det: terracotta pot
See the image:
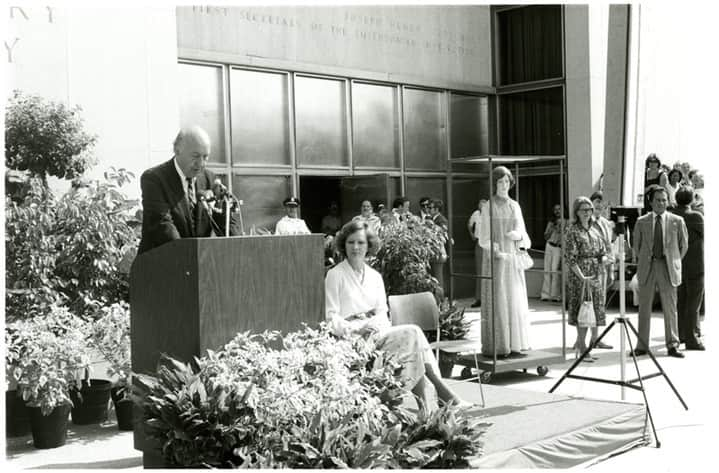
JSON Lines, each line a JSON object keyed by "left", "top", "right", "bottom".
{"left": 70, "top": 378, "right": 112, "bottom": 425}
{"left": 29, "top": 404, "right": 71, "bottom": 449}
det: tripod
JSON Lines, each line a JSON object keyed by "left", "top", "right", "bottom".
{"left": 549, "top": 216, "right": 688, "bottom": 447}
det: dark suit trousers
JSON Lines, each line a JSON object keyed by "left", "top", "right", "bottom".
{"left": 677, "top": 274, "right": 703, "bottom": 345}
{"left": 637, "top": 259, "right": 679, "bottom": 351}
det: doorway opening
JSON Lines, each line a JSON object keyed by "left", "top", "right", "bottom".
{"left": 299, "top": 174, "right": 392, "bottom": 235}
{"left": 299, "top": 176, "right": 343, "bottom": 234}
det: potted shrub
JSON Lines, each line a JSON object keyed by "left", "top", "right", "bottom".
{"left": 8, "top": 307, "right": 91, "bottom": 448}
{"left": 5, "top": 327, "right": 31, "bottom": 437}
{"left": 88, "top": 302, "right": 133, "bottom": 430}
{"left": 371, "top": 216, "right": 444, "bottom": 298}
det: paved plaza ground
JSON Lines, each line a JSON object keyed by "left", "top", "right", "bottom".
{"left": 4, "top": 298, "right": 714, "bottom": 470}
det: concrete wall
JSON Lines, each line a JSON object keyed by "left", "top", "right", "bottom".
{"left": 564, "top": 4, "right": 627, "bottom": 208}
{"left": 4, "top": 6, "right": 179, "bottom": 199}
{"left": 176, "top": 5, "right": 493, "bottom": 91}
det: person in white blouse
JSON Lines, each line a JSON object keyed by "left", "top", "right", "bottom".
{"left": 352, "top": 200, "right": 381, "bottom": 235}
{"left": 467, "top": 198, "right": 488, "bottom": 308}
{"left": 325, "top": 220, "right": 471, "bottom": 409}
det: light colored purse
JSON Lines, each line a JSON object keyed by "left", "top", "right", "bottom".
{"left": 514, "top": 241, "right": 533, "bottom": 270}
{"left": 577, "top": 280, "right": 596, "bottom": 327}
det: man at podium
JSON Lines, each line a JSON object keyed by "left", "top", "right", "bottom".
{"left": 138, "top": 126, "right": 238, "bottom": 254}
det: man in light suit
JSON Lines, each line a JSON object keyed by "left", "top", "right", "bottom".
{"left": 138, "top": 126, "right": 237, "bottom": 254}
{"left": 631, "top": 185, "right": 688, "bottom": 358}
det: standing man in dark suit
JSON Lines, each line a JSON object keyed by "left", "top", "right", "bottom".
{"left": 631, "top": 184, "right": 688, "bottom": 358}
{"left": 429, "top": 198, "right": 449, "bottom": 230}
{"left": 672, "top": 186, "right": 705, "bottom": 350}
{"left": 138, "top": 126, "right": 236, "bottom": 254}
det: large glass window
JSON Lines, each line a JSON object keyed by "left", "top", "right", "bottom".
{"left": 231, "top": 175, "right": 291, "bottom": 233}
{"left": 295, "top": 76, "right": 349, "bottom": 167}
{"left": 403, "top": 88, "right": 446, "bottom": 171}
{"left": 497, "top": 5, "right": 563, "bottom": 85}
{"left": 230, "top": 68, "right": 291, "bottom": 166}
{"left": 178, "top": 63, "right": 226, "bottom": 163}
{"left": 499, "top": 87, "right": 564, "bottom": 155}
{"left": 352, "top": 82, "right": 400, "bottom": 169}
{"left": 450, "top": 94, "right": 490, "bottom": 159}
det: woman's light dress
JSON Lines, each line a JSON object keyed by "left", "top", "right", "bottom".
{"left": 478, "top": 197, "right": 532, "bottom": 356}
{"left": 325, "top": 260, "right": 439, "bottom": 388}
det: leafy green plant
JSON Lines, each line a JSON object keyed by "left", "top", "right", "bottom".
{"left": 133, "top": 324, "right": 491, "bottom": 468}
{"left": 132, "top": 356, "right": 257, "bottom": 468}
{"left": 5, "top": 89, "right": 96, "bottom": 185}
{"left": 6, "top": 306, "right": 91, "bottom": 415}
{"left": 393, "top": 401, "right": 491, "bottom": 468}
{"left": 437, "top": 301, "right": 473, "bottom": 342}
{"left": 372, "top": 216, "right": 446, "bottom": 298}
{"left": 5, "top": 169, "right": 138, "bottom": 321}
{"left": 88, "top": 302, "right": 131, "bottom": 397}
{"left": 52, "top": 168, "right": 137, "bottom": 317}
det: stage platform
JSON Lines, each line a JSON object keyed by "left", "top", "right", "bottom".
{"left": 446, "top": 381, "right": 649, "bottom": 468}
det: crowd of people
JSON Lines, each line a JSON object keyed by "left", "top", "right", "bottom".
{"left": 537, "top": 153, "right": 705, "bottom": 361}
{"left": 138, "top": 126, "right": 704, "bottom": 410}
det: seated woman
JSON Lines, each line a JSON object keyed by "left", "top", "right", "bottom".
{"left": 325, "top": 220, "right": 471, "bottom": 409}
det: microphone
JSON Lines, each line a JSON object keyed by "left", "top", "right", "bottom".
{"left": 212, "top": 179, "right": 242, "bottom": 208}
{"left": 212, "top": 179, "right": 229, "bottom": 200}
{"left": 198, "top": 189, "right": 216, "bottom": 203}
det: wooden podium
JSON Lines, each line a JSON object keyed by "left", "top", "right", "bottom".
{"left": 129, "top": 234, "right": 325, "bottom": 465}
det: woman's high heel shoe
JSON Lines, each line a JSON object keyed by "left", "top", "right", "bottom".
{"left": 574, "top": 346, "right": 595, "bottom": 362}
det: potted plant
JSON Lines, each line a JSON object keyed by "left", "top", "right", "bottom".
{"left": 88, "top": 302, "right": 133, "bottom": 430}
{"left": 433, "top": 300, "right": 473, "bottom": 378}
{"left": 8, "top": 307, "right": 91, "bottom": 448}
{"left": 5, "top": 326, "right": 31, "bottom": 437}
{"left": 371, "top": 216, "right": 444, "bottom": 298}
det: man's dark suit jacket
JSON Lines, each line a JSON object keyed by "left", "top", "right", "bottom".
{"left": 138, "top": 158, "right": 235, "bottom": 254}
{"left": 673, "top": 205, "right": 704, "bottom": 278}
{"left": 432, "top": 213, "right": 449, "bottom": 230}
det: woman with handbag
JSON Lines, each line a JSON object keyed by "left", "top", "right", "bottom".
{"left": 478, "top": 166, "right": 532, "bottom": 358}
{"left": 564, "top": 196, "right": 612, "bottom": 361}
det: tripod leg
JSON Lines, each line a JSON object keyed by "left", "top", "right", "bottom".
{"left": 624, "top": 319, "right": 689, "bottom": 410}
{"left": 622, "top": 320, "right": 660, "bottom": 447}
{"left": 549, "top": 320, "right": 616, "bottom": 393}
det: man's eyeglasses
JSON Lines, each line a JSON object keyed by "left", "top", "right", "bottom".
{"left": 421, "top": 203, "right": 430, "bottom": 208}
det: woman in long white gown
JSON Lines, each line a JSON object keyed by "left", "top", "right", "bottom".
{"left": 478, "top": 166, "right": 532, "bottom": 357}
{"left": 325, "top": 220, "right": 471, "bottom": 408}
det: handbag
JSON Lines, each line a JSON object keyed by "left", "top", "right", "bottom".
{"left": 577, "top": 280, "right": 596, "bottom": 327}
{"left": 514, "top": 241, "right": 533, "bottom": 270}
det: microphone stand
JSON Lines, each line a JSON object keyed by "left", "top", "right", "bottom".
{"left": 222, "top": 194, "right": 244, "bottom": 236}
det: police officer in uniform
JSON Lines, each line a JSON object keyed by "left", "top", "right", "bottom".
{"left": 275, "top": 196, "right": 311, "bottom": 235}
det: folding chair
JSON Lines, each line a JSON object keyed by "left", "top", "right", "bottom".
{"left": 388, "top": 291, "right": 485, "bottom": 407}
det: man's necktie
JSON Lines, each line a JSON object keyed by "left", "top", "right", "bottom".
{"left": 652, "top": 214, "right": 663, "bottom": 258}
{"left": 186, "top": 177, "right": 196, "bottom": 235}
{"left": 186, "top": 178, "right": 196, "bottom": 207}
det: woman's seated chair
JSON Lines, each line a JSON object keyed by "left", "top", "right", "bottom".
{"left": 388, "top": 291, "right": 484, "bottom": 406}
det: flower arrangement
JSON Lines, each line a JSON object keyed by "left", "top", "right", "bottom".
{"left": 7, "top": 306, "right": 91, "bottom": 415}
{"left": 88, "top": 302, "right": 131, "bottom": 396}
{"left": 133, "top": 324, "right": 491, "bottom": 468}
